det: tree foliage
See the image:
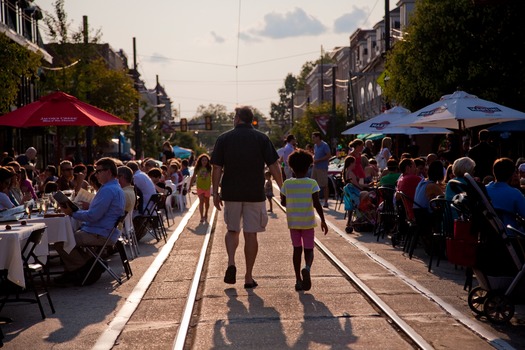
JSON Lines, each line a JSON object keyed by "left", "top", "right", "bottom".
{"left": 0, "top": 33, "right": 42, "bottom": 113}
{"left": 384, "top": 0, "right": 525, "bottom": 112}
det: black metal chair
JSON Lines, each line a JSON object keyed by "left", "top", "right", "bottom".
{"left": 135, "top": 194, "right": 168, "bottom": 242}
{"left": 396, "top": 191, "right": 427, "bottom": 259}
{"left": 428, "top": 196, "right": 455, "bottom": 272}
{"left": 374, "top": 186, "right": 397, "bottom": 242}
{"left": 0, "top": 227, "right": 55, "bottom": 319}
{"left": 79, "top": 214, "right": 131, "bottom": 286}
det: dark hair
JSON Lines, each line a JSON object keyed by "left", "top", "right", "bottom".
{"left": 478, "top": 129, "right": 490, "bottom": 142}
{"left": 342, "top": 156, "right": 356, "bottom": 179}
{"left": 414, "top": 158, "right": 426, "bottom": 168}
{"left": 147, "top": 168, "right": 163, "bottom": 178}
{"left": 181, "top": 159, "right": 189, "bottom": 167}
{"left": 43, "top": 181, "right": 58, "bottom": 193}
{"left": 235, "top": 106, "right": 254, "bottom": 123}
{"left": 117, "top": 165, "right": 133, "bottom": 183}
{"left": 46, "top": 165, "right": 57, "bottom": 176}
{"left": 428, "top": 160, "right": 444, "bottom": 182}
{"left": 492, "top": 157, "right": 515, "bottom": 182}
{"left": 288, "top": 149, "right": 313, "bottom": 175}
{"left": 95, "top": 157, "right": 118, "bottom": 177}
{"left": 286, "top": 134, "right": 295, "bottom": 143}
{"left": 399, "top": 158, "right": 414, "bottom": 173}
{"left": 386, "top": 159, "right": 398, "bottom": 171}
{"left": 194, "top": 153, "right": 211, "bottom": 173}
{"left": 73, "top": 164, "right": 87, "bottom": 174}
{"left": 126, "top": 161, "right": 139, "bottom": 172}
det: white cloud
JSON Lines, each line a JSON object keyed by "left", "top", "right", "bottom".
{"left": 333, "top": 7, "right": 368, "bottom": 34}
{"left": 247, "top": 7, "right": 327, "bottom": 40}
{"left": 210, "top": 31, "right": 225, "bottom": 43}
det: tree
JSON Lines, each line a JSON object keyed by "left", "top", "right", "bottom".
{"left": 270, "top": 74, "right": 297, "bottom": 127}
{"left": 292, "top": 102, "right": 347, "bottom": 152}
{"left": 384, "top": 0, "right": 525, "bottom": 112}
{"left": 0, "top": 33, "right": 42, "bottom": 113}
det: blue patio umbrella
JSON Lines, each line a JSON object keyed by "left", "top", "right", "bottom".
{"left": 488, "top": 120, "right": 525, "bottom": 132}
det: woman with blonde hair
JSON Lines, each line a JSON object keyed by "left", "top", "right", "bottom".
{"left": 376, "top": 137, "right": 392, "bottom": 171}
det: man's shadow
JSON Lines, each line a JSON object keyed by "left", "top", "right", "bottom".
{"left": 212, "top": 289, "right": 289, "bottom": 349}
{"left": 292, "top": 293, "right": 356, "bottom": 349}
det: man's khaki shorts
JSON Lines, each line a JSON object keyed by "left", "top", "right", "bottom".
{"left": 223, "top": 201, "right": 268, "bottom": 233}
{"left": 311, "top": 167, "right": 328, "bottom": 187}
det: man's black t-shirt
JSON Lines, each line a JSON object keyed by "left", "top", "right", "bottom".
{"left": 211, "top": 124, "right": 279, "bottom": 202}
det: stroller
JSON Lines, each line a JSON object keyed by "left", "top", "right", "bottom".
{"left": 343, "top": 183, "right": 377, "bottom": 233}
{"left": 451, "top": 174, "right": 525, "bottom": 324}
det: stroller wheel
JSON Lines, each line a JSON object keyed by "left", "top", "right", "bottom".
{"left": 468, "top": 287, "right": 488, "bottom": 315}
{"left": 483, "top": 294, "right": 515, "bottom": 324}
{"left": 345, "top": 226, "right": 354, "bottom": 234}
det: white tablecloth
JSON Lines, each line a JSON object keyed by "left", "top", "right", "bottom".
{"left": 0, "top": 222, "right": 47, "bottom": 288}
{"left": 29, "top": 215, "right": 77, "bottom": 254}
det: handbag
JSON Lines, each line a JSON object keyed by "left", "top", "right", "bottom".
{"left": 446, "top": 219, "right": 477, "bottom": 267}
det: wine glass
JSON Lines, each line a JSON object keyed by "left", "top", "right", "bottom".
{"left": 36, "top": 199, "right": 42, "bottom": 215}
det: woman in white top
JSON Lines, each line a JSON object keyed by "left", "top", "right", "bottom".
{"left": 376, "top": 137, "right": 392, "bottom": 171}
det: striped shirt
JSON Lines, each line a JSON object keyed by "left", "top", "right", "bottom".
{"left": 281, "top": 177, "right": 320, "bottom": 229}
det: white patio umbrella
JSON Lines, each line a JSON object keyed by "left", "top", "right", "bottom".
{"left": 341, "top": 106, "right": 450, "bottom": 135}
{"left": 399, "top": 90, "right": 525, "bottom": 130}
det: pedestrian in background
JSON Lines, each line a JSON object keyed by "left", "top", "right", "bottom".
{"left": 211, "top": 106, "right": 283, "bottom": 289}
{"left": 264, "top": 171, "right": 274, "bottom": 213}
{"left": 280, "top": 149, "right": 328, "bottom": 291}
{"left": 282, "top": 134, "right": 297, "bottom": 179}
{"left": 190, "top": 153, "right": 212, "bottom": 223}
{"left": 311, "top": 131, "right": 332, "bottom": 208}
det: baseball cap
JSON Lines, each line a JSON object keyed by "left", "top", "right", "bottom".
{"left": 519, "top": 163, "right": 525, "bottom": 173}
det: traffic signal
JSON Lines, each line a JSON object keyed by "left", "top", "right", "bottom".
{"left": 252, "top": 117, "right": 258, "bottom": 128}
{"left": 180, "top": 118, "right": 187, "bottom": 132}
{"left": 205, "top": 115, "right": 212, "bottom": 130}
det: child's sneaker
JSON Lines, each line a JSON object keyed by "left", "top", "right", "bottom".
{"left": 301, "top": 268, "right": 311, "bottom": 291}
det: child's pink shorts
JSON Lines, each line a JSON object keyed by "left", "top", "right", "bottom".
{"left": 290, "top": 228, "right": 315, "bottom": 249}
{"left": 197, "top": 188, "right": 210, "bottom": 198}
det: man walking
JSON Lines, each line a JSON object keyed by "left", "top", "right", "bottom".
{"left": 211, "top": 106, "right": 283, "bottom": 288}
{"left": 282, "top": 134, "right": 297, "bottom": 179}
{"left": 311, "top": 131, "right": 332, "bottom": 208}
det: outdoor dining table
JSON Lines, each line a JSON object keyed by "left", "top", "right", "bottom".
{"left": 28, "top": 214, "right": 77, "bottom": 254}
{"left": 0, "top": 221, "right": 47, "bottom": 289}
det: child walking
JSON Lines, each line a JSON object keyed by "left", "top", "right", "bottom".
{"left": 190, "top": 154, "right": 212, "bottom": 223}
{"left": 264, "top": 171, "right": 274, "bottom": 213}
{"left": 280, "top": 149, "right": 328, "bottom": 291}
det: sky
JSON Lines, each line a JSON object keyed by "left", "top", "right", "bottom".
{"left": 36, "top": 0, "right": 393, "bottom": 119}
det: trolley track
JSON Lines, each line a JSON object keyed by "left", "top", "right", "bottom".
{"left": 97, "top": 195, "right": 517, "bottom": 349}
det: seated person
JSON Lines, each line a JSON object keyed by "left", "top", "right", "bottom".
{"left": 0, "top": 167, "right": 16, "bottom": 210}
{"left": 56, "top": 160, "right": 76, "bottom": 191}
{"left": 54, "top": 157, "right": 125, "bottom": 286}
{"left": 148, "top": 167, "right": 167, "bottom": 194}
{"left": 486, "top": 157, "right": 525, "bottom": 235}
{"left": 379, "top": 159, "right": 401, "bottom": 188}
{"left": 413, "top": 160, "right": 445, "bottom": 253}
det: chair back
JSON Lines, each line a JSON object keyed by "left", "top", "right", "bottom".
{"left": 430, "top": 196, "right": 455, "bottom": 237}
{"left": 377, "top": 186, "right": 396, "bottom": 214}
{"left": 21, "top": 227, "right": 46, "bottom": 265}
{"left": 143, "top": 194, "right": 162, "bottom": 216}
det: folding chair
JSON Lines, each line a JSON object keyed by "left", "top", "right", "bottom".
{"left": 0, "top": 227, "right": 55, "bottom": 319}
{"left": 79, "top": 214, "right": 131, "bottom": 286}
{"left": 373, "top": 186, "right": 397, "bottom": 242}
{"left": 428, "top": 196, "right": 455, "bottom": 272}
{"left": 396, "top": 191, "right": 426, "bottom": 259}
{"left": 329, "top": 175, "right": 344, "bottom": 211}
{"left": 122, "top": 211, "right": 139, "bottom": 259}
{"left": 136, "top": 194, "right": 167, "bottom": 242}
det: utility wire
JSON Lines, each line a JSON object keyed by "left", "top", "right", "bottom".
{"left": 235, "top": 0, "right": 242, "bottom": 107}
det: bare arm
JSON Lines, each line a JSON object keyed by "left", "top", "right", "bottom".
{"left": 312, "top": 192, "right": 328, "bottom": 234}
{"left": 268, "top": 160, "right": 283, "bottom": 188}
{"left": 212, "top": 164, "right": 223, "bottom": 210}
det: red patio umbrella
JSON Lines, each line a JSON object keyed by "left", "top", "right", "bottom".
{"left": 0, "top": 91, "right": 130, "bottom": 127}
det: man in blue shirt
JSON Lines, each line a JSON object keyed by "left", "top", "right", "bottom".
{"left": 486, "top": 157, "right": 525, "bottom": 235}
{"left": 54, "top": 157, "right": 125, "bottom": 286}
{"left": 311, "top": 132, "right": 332, "bottom": 208}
